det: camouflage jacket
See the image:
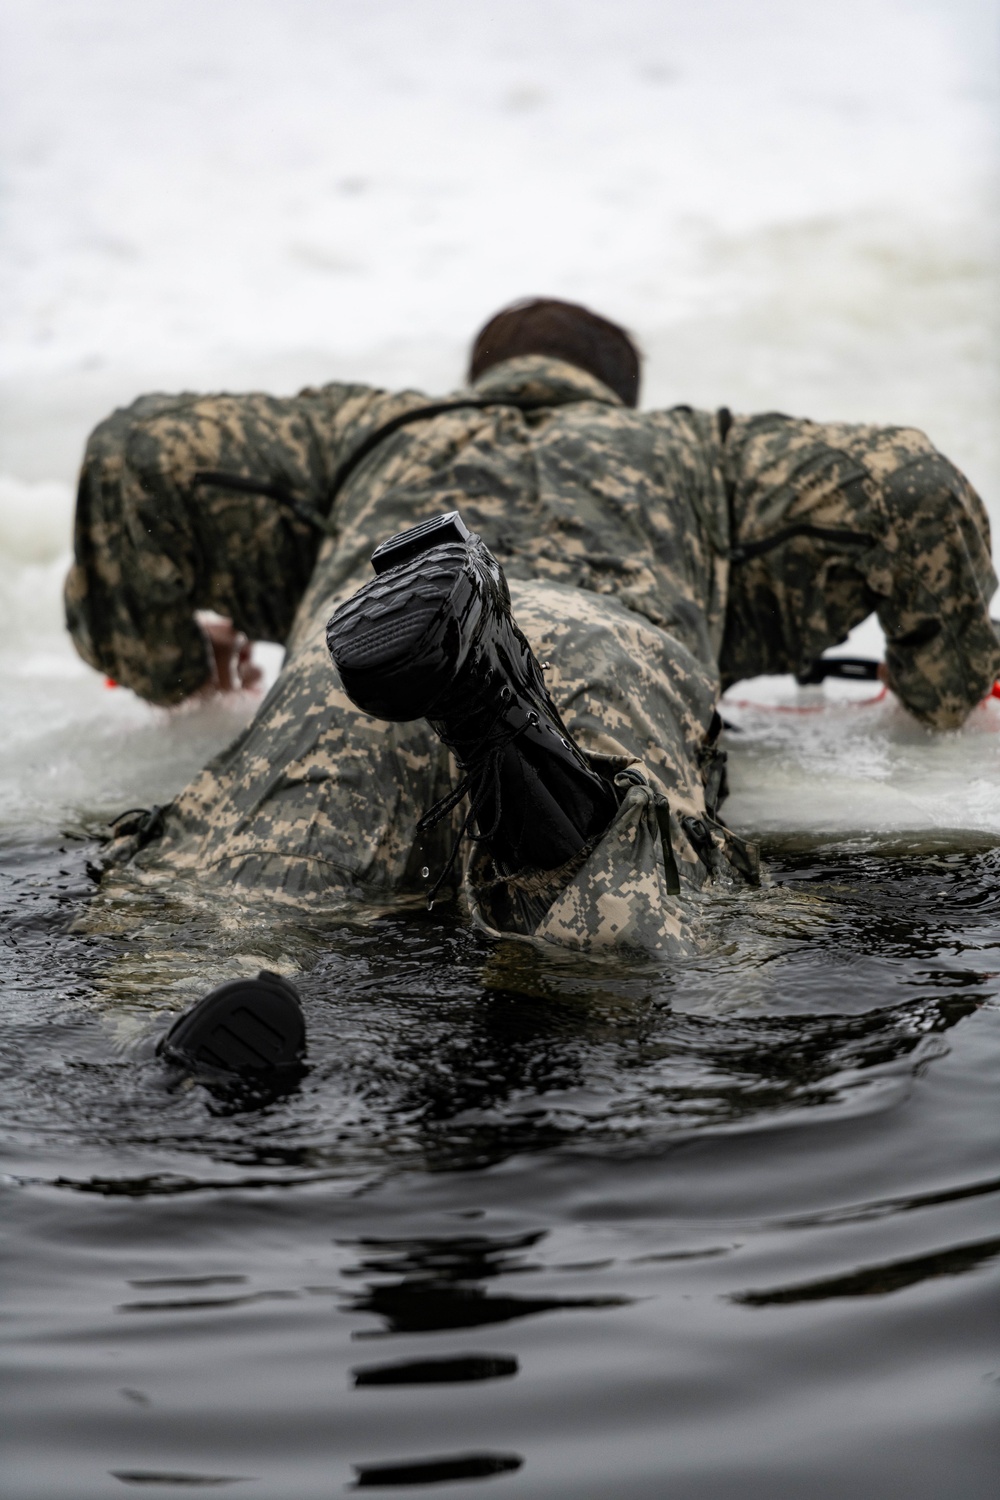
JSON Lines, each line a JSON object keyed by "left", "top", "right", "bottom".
{"left": 66, "top": 355, "right": 999, "bottom": 728}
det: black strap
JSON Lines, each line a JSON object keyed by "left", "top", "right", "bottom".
{"left": 326, "top": 395, "right": 554, "bottom": 506}
{"left": 191, "top": 395, "right": 554, "bottom": 537}
{"left": 716, "top": 407, "right": 739, "bottom": 558}
{"left": 715, "top": 409, "right": 874, "bottom": 564}
{"left": 795, "top": 656, "right": 881, "bottom": 686}
{"left": 728, "top": 523, "right": 874, "bottom": 564}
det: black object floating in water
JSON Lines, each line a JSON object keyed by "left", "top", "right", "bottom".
{"left": 156, "top": 970, "right": 306, "bottom": 1076}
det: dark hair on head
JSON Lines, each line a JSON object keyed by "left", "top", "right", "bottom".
{"left": 469, "top": 297, "right": 641, "bottom": 407}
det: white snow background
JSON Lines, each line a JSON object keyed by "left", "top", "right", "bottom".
{"left": 0, "top": 0, "right": 997, "bottom": 841}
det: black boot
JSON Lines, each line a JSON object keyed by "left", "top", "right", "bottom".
{"left": 326, "top": 512, "right": 617, "bottom": 875}
{"left": 157, "top": 970, "right": 306, "bottom": 1078}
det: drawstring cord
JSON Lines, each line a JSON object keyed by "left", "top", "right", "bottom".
{"left": 106, "top": 804, "right": 166, "bottom": 847}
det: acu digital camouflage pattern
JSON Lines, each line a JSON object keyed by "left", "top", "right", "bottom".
{"left": 65, "top": 384, "right": 398, "bottom": 703}
{"left": 721, "top": 414, "right": 1000, "bottom": 729}
{"left": 72, "top": 355, "right": 998, "bottom": 955}
{"left": 97, "top": 573, "right": 750, "bottom": 958}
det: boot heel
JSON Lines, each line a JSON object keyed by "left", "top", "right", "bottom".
{"left": 371, "top": 510, "right": 471, "bottom": 574}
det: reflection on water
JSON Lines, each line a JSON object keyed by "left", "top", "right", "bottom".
{"left": 110, "top": 1472, "right": 254, "bottom": 1489}
{"left": 2, "top": 835, "right": 999, "bottom": 1498}
{"left": 734, "top": 1234, "right": 1000, "bottom": 1306}
{"left": 340, "top": 1232, "right": 629, "bottom": 1336}
{"left": 352, "top": 1453, "right": 523, "bottom": 1488}
{"left": 352, "top": 1355, "right": 519, "bottom": 1387}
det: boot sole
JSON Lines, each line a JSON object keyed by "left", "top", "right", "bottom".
{"left": 157, "top": 971, "right": 306, "bottom": 1076}
{"left": 326, "top": 540, "right": 479, "bottom": 721}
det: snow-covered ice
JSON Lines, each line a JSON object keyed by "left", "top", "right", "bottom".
{"left": 0, "top": 0, "right": 997, "bottom": 840}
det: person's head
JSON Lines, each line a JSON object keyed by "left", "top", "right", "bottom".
{"left": 469, "top": 297, "right": 641, "bottom": 407}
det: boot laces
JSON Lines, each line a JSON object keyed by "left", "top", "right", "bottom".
{"left": 416, "top": 688, "right": 536, "bottom": 908}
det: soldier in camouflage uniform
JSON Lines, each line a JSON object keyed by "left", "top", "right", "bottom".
{"left": 66, "top": 300, "right": 1000, "bottom": 958}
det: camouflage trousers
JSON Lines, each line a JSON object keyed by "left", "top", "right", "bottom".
{"left": 105, "top": 580, "right": 754, "bottom": 958}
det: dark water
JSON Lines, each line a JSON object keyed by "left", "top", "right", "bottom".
{"left": 2, "top": 835, "right": 999, "bottom": 1498}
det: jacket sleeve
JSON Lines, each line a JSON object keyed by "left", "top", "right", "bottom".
{"left": 720, "top": 415, "right": 1000, "bottom": 728}
{"left": 63, "top": 383, "right": 376, "bottom": 704}
{"left": 873, "top": 445, "right": 1000, "bottom": 729}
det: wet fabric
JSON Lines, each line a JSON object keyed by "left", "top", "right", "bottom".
{"left": 72, "top": 356, "right": 999, "bottom": 954}
{"left": 97, "top": 575, "right": 747, "bottom": 957}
